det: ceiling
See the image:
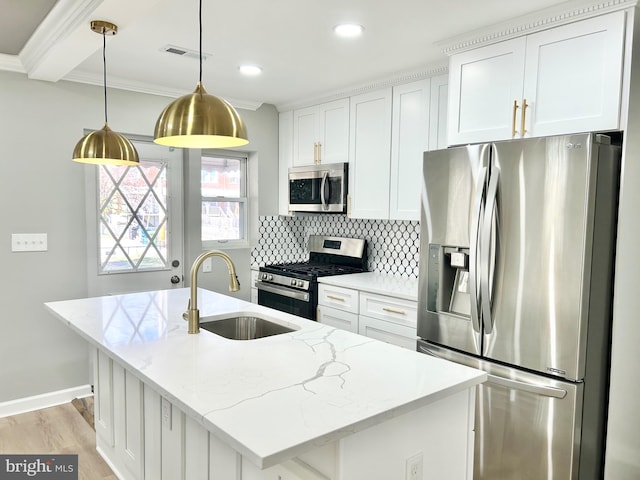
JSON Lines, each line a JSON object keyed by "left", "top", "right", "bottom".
{"left": 1, "top": 0, "right": 577, "bottom": 110}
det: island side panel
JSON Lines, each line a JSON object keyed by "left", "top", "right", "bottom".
{"left": 337, "top": 388, "right": 476, "bottom": 479}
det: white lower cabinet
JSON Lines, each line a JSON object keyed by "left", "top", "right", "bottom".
{"left": 317, "top": 305, "right": 359, "bottom": 333}
{"left": 317, "top": 284, "right": 418, "bottom": 349}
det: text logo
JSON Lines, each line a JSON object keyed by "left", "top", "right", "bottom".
{"left": 0, "top": 455, "right": 77, "bottom": 480}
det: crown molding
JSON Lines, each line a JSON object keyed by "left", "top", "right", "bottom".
{"left": 439, "top": 0, "right": 639, "bottom": 56}
{"left": 63, "top": 70, "right": 263, "bottom": 111}
{"left": 20, "top": 0, "right": 103, "bottom": 76}
{"left": 275, "top": 63, "right": 449, "bottom": 112}
{"left": 0, "top": 54, "right": 26, "bottom": 73}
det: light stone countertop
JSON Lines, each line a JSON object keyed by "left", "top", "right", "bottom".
{"left": 318, "top": 271, "right": 419, "bottom": 301}
{"left": 45, "top": 288, "right": 484, "bottom": 469}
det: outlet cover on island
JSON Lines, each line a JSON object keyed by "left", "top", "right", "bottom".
{"left": 203, "top": 258, "right": 212, "bottom": 273}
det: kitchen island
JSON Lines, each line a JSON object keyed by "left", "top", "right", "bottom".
{"left": 45, "top": 288, "right": 485, "bottom": 480}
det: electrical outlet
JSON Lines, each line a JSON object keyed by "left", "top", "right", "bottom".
{"left": 202, "top": 258, "right": 212, "bottom": 273}
{"left": 406, "top": 453, "right": 423, "bottom": 480}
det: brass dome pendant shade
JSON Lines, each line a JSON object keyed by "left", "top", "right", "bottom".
{"left": 153, "top": 0, "right": 248, "bottom": 149}
{"left": 72, "top": 21, "right": 139, "bottom": 165}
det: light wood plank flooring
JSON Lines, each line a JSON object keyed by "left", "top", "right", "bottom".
{"left": 0, "top": 403, "right": 116, "bottom": 480}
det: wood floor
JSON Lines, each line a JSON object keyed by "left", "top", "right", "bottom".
{"left": 0, "top": 402, "right": 116, "bottom": 480}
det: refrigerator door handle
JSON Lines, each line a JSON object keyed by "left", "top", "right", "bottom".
{"left": 469, "top": 163, "right": 488, "bottom": 334}
{"left": 487, "top": 374, "right": 568, "bottom": 399}
{"left": 481, "top": 155, "right": 500, "bottom": 334}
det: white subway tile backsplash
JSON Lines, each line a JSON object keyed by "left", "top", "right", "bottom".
{"left": 251, "top": 215, "right": 420, "bottom": 279}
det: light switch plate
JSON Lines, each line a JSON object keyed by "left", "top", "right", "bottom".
{"left": 11, "top": 233, "right": 48, "bottom": 252}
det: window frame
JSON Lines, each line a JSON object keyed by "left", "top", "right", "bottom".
{"left": 201, "top": 149, "right": 249, "bottom": 249}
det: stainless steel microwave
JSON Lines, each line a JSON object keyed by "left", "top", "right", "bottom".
{"left": 288, "top": 162, "right": 348, "bottom": 213}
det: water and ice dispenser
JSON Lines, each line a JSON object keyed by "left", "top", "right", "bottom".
{"left": 426, "top": 244, "right": 471, "bottom": 317}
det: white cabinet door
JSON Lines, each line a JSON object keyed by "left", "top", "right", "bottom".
{"left": 389, "top": 80, "right": 430, "bottom": 221}
{"left": 523, "top": 10, "right": 625, "bottom": 137}
{"left": 448, "top": 37, "right": 526, "bottom": 145}
{"left": 318, "top": 283, "right": 359, "bottom": 313}
{"left": 94, "top": 348, "right": 114, "bottom": 448}
{"left": 293, "top": 99, "right": 349, "bottom": 166}
{"left": 429, "top": 74, "right": 449, "bottom": 150}
{"left": 348, "top": 88, "right": 393, "bottom": 219}
{"left": 317, "top": 305, "right": 359, "bottom": 333}
{"left": 358, "top": 315, "right": 417, "bottom": 350}
{"left": 293, "top": 105, "right": 318, "bottom": 166}
{"left": 113, "top": 365, "right": 144, "bottom": 480}
{"left": 279, "top": 110, "right": 293, "bottom": 215}
{"left": 318, "top": 98, "right": 350, "bottom": 164}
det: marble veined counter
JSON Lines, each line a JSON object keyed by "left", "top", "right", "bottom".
{"left": 45, "top": 288, "right": 484, "bottom": 469}
{"left": 318, "top": 271, "right": 419, "bottom": 301}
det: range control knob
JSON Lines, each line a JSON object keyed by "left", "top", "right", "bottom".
{"left": 290, "top": 279, "right": 296, "bottom": 286}
{"left": 268, "top": 275, "right": 274, "bottom": 281}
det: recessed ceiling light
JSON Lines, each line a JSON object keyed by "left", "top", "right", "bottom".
{"left": 333, "top": 23, "right": 364, "bottom": 38}
{"left": 239, "top": 64, "right": 263, "bottom": 76}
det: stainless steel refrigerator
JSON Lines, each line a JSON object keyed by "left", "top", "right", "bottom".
{"left": 417, "top": 133, "right": 620, "bottom": 480}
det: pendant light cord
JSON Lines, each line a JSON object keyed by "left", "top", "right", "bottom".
{"left": 198, "top": 0, "right": 203, "bottom": 84}
{"left": 102, "top": 31, "right": 108, "bottom": 125}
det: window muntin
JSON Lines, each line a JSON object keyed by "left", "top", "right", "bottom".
{"left": 98, "top": 159, "right": 170, "bottom": 273}
{"left": 201, "top": 152, "right": 248, "bottom": 247}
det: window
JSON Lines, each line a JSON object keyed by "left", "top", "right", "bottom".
{"left": 201, "top": 151, "right": 248, "bottom": 247}
{"left": 97, "top": 158, "right": 170, "bottom": 273}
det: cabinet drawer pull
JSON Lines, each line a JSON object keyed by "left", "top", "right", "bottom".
{"left": 512, "top": 100, "right": 519, "bottom": 138}
{"left": 327, "top": 295, "right": 346, "bottom": 302}
{"left": 521, "top": 98, "right": 528, "bottom": 136}
{"left": 383, "top": 307, "right": 406, "bottom": 315}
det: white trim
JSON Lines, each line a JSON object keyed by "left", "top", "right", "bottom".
{"left": 276, "top": 63, "right": 449, "bottom": 112}
{"left": 0, "top": 384, "right": 93, "bottom": 418}
{"left": 439, "top": 0, "right": 639, "bottom": 56}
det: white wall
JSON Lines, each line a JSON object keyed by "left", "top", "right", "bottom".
{"left": 604, "top": 8, "right": 640, "bottom": 479}
{"left": 0, "top": 70, "right": 278, "bottom": 403}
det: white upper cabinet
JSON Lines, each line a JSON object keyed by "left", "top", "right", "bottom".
{"left": 448, "top": 10, "right": 626, "bottom": 145}
{"left": 522, "top": 11, "right": 625, "bottom": 138}
{"left": 292, "top": 98, "right": 349, "bottom": 166}
{"left": 448, "top": 38, "right": 526, "bottom": 145}
{"left": 389, "top": 80, "right": 430, "bottom": 221}
{"left": 348, "top": 88, "right": 393, "bottom": 219}
{"left": 429, "top": 74, "right": 449, "bottom": 150}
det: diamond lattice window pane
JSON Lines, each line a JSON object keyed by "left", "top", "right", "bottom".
{"left": 98, "top": 159, "right": 170, "bottom": 274}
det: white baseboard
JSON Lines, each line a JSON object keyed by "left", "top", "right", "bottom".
{"left": 0, "top": 384, "right": 93, "bottom": 418}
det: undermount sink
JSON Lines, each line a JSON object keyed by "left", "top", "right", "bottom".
{"left": 199, "top": 314, "right": 297, "bottom": 340}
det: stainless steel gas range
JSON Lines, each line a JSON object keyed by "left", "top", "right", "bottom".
{"left": 257, "top": 236, "right": 367, "bottom": 320}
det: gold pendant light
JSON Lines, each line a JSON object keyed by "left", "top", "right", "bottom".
{"left": 153, "top": 0, "right": 249, "bottom": 148}
{"left": 72, "top": 21, "right": 139, "bottom": 165}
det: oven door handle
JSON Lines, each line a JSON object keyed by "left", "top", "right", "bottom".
{"left": 256, "top": 281, "right": 310, "bottom": 302}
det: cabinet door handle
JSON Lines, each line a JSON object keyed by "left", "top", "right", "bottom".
{"left": 383, "top": 307, "right": 406, "bottom": 315}
{"left": 512, "top": 100, "right": 519, "bottom": 137}
{"left": 317, "top": 142, "right": 322, "bottom": 163}
{"left": 313, "top": 142, "right": 318, "bottom": 163}
{"left": 327, "top": 295, "right": 345, "bottom": 301}
{"left": 521, "top": 98, "right": 528, "bottom": 136}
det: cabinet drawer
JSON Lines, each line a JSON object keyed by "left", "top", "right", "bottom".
{"left": 359, "top": 292, "right": 417, "bottom": 328}
{"left": 358, "top": 315, "right": 417, "bottom": 350}
{"left": 318, "top": 284, "right": 359, "bottom": 313}
{"left": 317, "top": 305, "right": 358, "bottom": 333}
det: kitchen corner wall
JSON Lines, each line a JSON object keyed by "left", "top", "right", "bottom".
{"left": 251, "top": 215, "right": 420, "bottom": 278}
